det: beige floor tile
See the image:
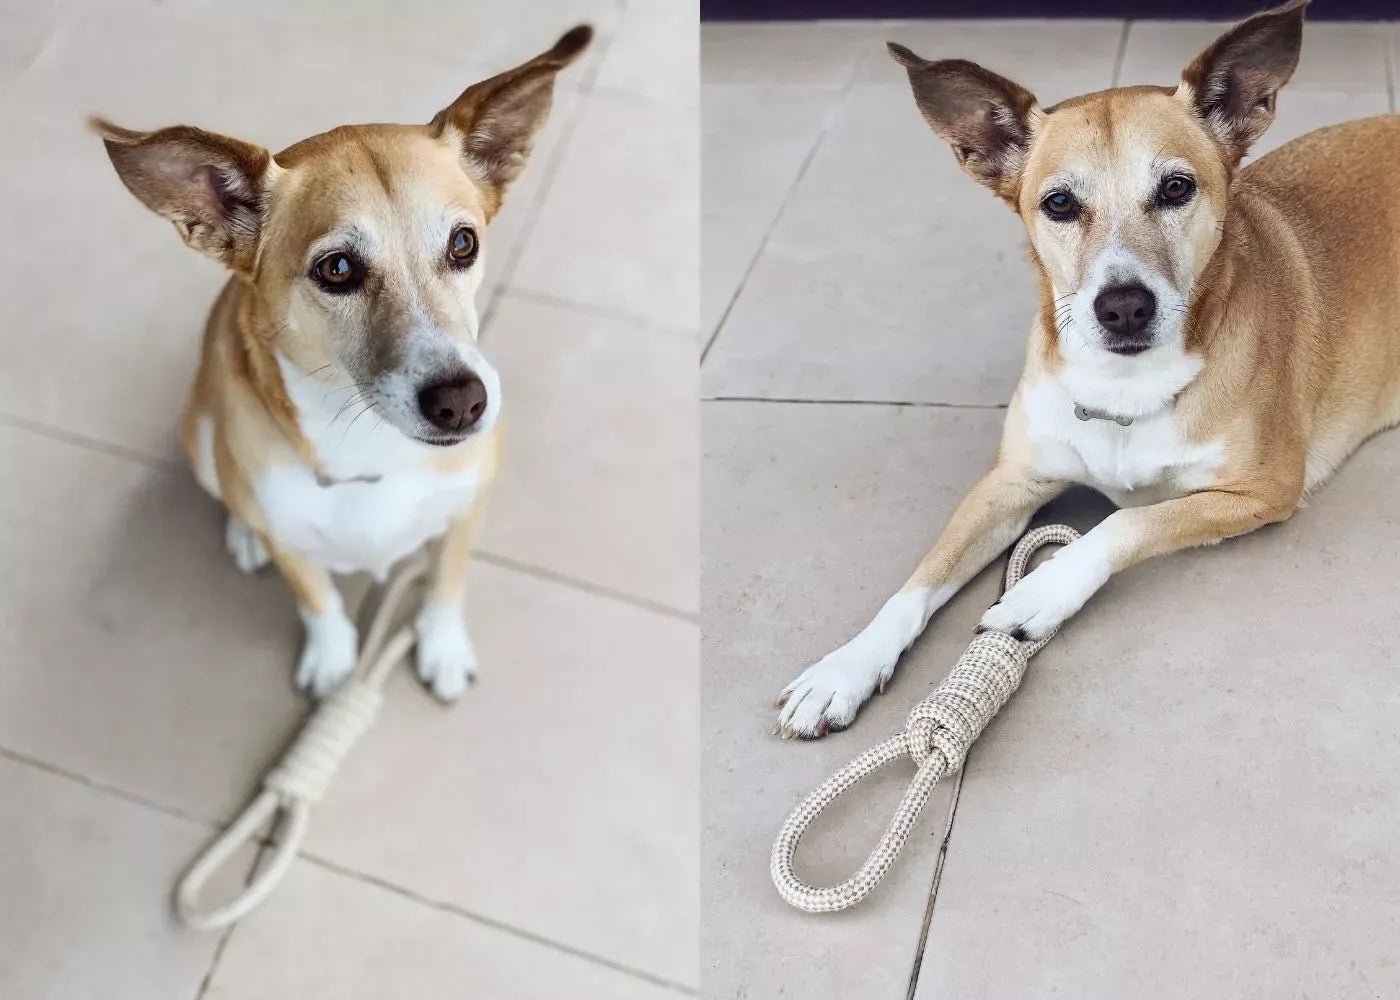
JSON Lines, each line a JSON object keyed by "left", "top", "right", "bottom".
{"left": 479, "top": 293, "right": 698, "bottom": 612}
{"left": 509, "top": 91, "right": 699, "bottom": 329}
{"left": 204, "top": 859, "right": 684, "bottom": 1000}
{"left": 0, "top": 424, "right": 312, "bottom": 821}
{"left": 914, "top": 430, "right": 1400, "bottom": 998}
{"left": 596, "top": 0, "right": 699, "bottom": 109}
{"left": 1249, "top": 88, "right": 1393, "bottom": 160}
{"left": 303, "top": 560, "right": 698, "bottom": 988}
{"left": 0, "top": 0, "right": 71, "bottom": 94}
{"left": 701, "top": 21, "right": 878, "bottom": 87}
{"left": 0, "top": 758, "right": 229, "bottom": 1000}
{"left": 107, "top": 0, "right": 619, "bottom": 82}
{"left": 701, "top": 82, "right": 1041, "bottom": 405}
{"left": 703, "top": 400, "right": 1031, "bottom": 998}
{"left": 869, "top": 19, "right": 1124, "bottom": 105}
{"left": 701, "top": 84, "right": 837, "bottom": 339}
{"left": 1121, "top": 19, "right": 1390, "bottom": 91}
{"left": 0, "top": 4, "right": 578, "bottom": 459}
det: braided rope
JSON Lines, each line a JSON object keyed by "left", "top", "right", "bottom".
{"left": 174, "top": 551, "right": 430, "bottom": 929}
{"left": 771, "top": 524, "right": 1080, "bottom": 913}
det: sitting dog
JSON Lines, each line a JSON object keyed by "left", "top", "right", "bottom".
{"left": 95, "top": 26, "right": 591, "bottom": 700}
{"left": 778, "top": 0, "right": 1400, "bottom": 737}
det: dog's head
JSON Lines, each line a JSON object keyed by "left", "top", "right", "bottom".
{"left": 94, "top": 25, "right": 591, "bottom": 447}
{"left": 891, "top": 1, "right": 1306, "bottom": 364}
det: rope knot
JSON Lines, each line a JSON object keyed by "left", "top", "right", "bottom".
{"left": 265, "top": 680, "right": 383, "bottom": 803}
{"left": 903, "top": 630, "right": 1028, "bottom": 769}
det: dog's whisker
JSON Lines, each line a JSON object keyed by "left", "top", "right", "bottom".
{"left": 341, "top": 399, "right": 379, "bottom": 443}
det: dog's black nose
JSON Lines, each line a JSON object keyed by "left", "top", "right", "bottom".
{"left": 1093, "top": 284, "right": 1156, "bottom": 339}
{"left": 417, "top": 375, "right": 487, "bottom": 433}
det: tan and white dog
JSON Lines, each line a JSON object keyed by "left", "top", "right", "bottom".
{"left": 778, "top": 0, "right": 1400, "bottom": 738}
{"left": 95, "top": 27, "right": 591, "bottom": 700}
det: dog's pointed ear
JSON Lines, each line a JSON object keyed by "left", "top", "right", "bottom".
{"left": 91, "top": 117, "right": 273, "bottom": 271}
{"left": 1178, "top": 0, "right": 1308, "bottom": 165}
{"left": 888, "top": 44, "right": 1040, "bottom": 205}
{"left": 430, "top": 24, "right": 592, "bottom": 214}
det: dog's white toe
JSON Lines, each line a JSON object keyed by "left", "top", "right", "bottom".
{"left": 225, "top": 516, "right": 270, "bottom": 574}
{"left": 978, "top": 538, "right": 1110, "bottom": 640}
{"left": 415, "top": 602, "right": 477, "bottom": 701}
{"left": 296, "top": 608, "right": 358, "bottom": 698}
{"left": 777, "top": 643, "right": 895, "bottom": 739}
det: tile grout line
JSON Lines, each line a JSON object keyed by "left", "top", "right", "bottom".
{"left": 298, "top": 851, "right": 699, "bottom": 997}
{"left": 703, "top": 395, "right": 1008, "bottom": 410}
{"left": 192, "top": 922, "right": 240, "bottom": 1000}
{"left": 699, "top": 38, "right": 870, "bottom": 364}
{"left": 0, "top": 744, "right": 221, "bottom": 831}
{"left": 904, "top": 766, "right": 968, "bottom": 999}
{"left": 1111, "top": 19, "right": 1132, "bottom": 88}
{"left": 496, "top": 283, "right": 698, "bottom": 337}
{"left": 191, "top": 842, "right": 270, "bottom": 1000}
{"left": 0, "top": 409, "right": 180, "bottom": 471}
{"left": 478, "top": 13, "right": 621, "bottom": 340}
{"left": 472, "top": 549, "right": 698, "bottom": 622}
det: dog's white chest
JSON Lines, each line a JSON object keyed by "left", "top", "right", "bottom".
{"left": 255, "top": 460, "right": 479, "bottom": 578}
{"left": 1023, "top": 379, "right": 1224, "bottom": 505}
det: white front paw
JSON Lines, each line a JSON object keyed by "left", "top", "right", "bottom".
{"left": 777, "top": 642, "right": 894, "bottom": 739}
{"left": 416, "top": 602, "right": 477, "bottom": 701}
{"left": 296, "top": 606, "right": 358, "bottom": 698}
{"left": 776, "top": 589, "right": 937, "bottom": 739}
{"left": 979, "top": 538, "right": 1109, "bottom": 640}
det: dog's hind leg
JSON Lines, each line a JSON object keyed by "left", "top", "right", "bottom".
{"left": 776, "top": 464, "right": 1065, "bottom": 738}
{"left": 224, "top": 515, "right": 271, "bottom": 574}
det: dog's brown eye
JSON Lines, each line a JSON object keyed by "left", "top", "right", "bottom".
{"left": 447, "top": 226, "right": 478, "bottom": 267}
{"left": 1041, "top": 191, "right": 1080, "bottom": 221}
{"left": 311, "top": 251, "right": 364, "bottom": 293}
{"left": 1157, "top": 175, "right": 1196, "bottom": 206}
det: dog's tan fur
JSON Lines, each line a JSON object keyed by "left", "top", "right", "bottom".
{"left": 96, "top": 27, "right": 590, "bottom": 698}
{"left": 778, "top": 1, "right": 1400, "bottom": 738}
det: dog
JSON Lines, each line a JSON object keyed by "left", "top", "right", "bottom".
{"left": 94, "top": 26, "right": 591, "bottom": 700}
{"left": 777, "top": 0, "right": 1400, "bottom": 738}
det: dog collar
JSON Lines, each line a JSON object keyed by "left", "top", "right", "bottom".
{"left": 314, "top": 470, "right": 383, "bottom": 488}
{"left": 1073, "top": 403, "right": 1133, "bottom": 426}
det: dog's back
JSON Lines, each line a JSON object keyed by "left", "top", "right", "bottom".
{"left": 1235, "top": 114, "right": 1400, "bottom": 467}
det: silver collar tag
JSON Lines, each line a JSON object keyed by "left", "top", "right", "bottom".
{"left": 1074, "top": 403, "right": 1133, "bottom": 427}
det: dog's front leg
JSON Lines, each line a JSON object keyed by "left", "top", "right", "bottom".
{"left": 777, "top": 465, "right": 1065, "bottom": 738}
{"left": 415, "top": 504, "right": 486, "bottom": 701}
{"left": 980, "top": 485, "right": 1298, "bottom": 639}
{"left": 269, "top": 547, "right": 357, "bottom": 698}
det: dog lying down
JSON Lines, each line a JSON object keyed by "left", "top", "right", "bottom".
{"left": 95, "top": 26, "right": 592, "bottom": 701}
{"left": 777, "top": 0, "right": 1400, "bottom": 738}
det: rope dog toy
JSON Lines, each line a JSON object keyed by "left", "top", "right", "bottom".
{"left": 175, "top": 551, "right": 431, "bottom": 929}
{"left": 771, "top": 524, "right": 1080, "bottom": 913}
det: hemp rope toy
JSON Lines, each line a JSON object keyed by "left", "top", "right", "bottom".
{"left": 771, "top": 524, "right": 1080, "bottom": 913}
{"left": 175, "top": 550, "right": 431, "bottom": 929}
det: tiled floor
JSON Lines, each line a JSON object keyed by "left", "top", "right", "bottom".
{"left": 702, "top": 17, "right": 1400, "bottom": 1000}
{"left": 0, "top": 2, "right": 697, "bottom": 998}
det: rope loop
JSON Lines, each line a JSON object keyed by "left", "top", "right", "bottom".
{"left": 771, "top": 524, "right": 1081, "bottom": 914}
{"left": 174, "top": 551, "right": 431, "bottom": 929}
